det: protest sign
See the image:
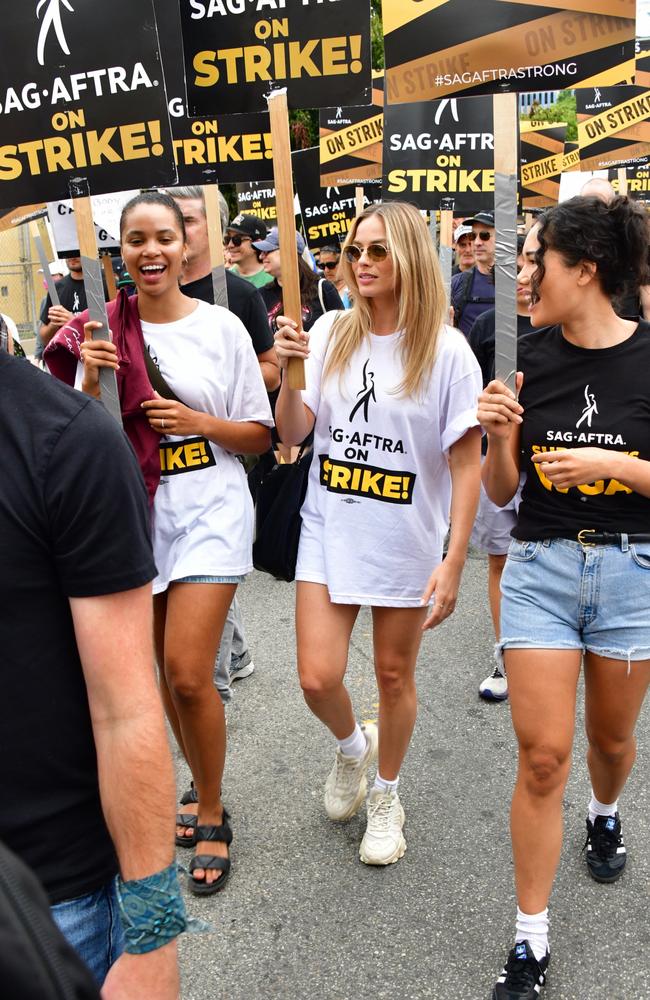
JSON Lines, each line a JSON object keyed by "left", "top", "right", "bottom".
{"left": 179, "top": 0, "right": 372, "bottom": 116}
{"left": 563, "top": 140, "right": 581, "bottom": 171}
{"left": 236, "top": 181, "right": 278, "bottom": 223}
{"left": 382, "top": 96, "right": 494, "bottom": 213}
{"left": 382, "top": 0, "right": 636, "bottom": 105}
{"left": 47, "top": 190, "right": 138, "bottom": 257}
{"left": 154, "top": 0, "right": 273, "bottom": 183}
{"left": 292, "top": 146, "right": 381, "bottom": 249}
{"left": 577, "top": 86, "right": 650, "bottom": 170}
{"left": 609, "top": 161, "right": 650, "bottom": 196}
{"left": 0, "top": 203, "right": 47, "bottom": 232}
{"left": 520, "top": 121, "right": 567, "bottom": 208}
{"left": 0, "top": 0, "right": 176, "bottom": 206}
{"left": 319, "top": 74, "right": 384, "bottom": 187}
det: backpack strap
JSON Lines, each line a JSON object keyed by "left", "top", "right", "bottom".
{"left": 452, "top": 267, "right": 475, "bottom": 327}
{"left": 317, "top": 278, "right": 326, "bottom": 314}
{"left": 143, "top": 345, "right": 184, "bottom": 404}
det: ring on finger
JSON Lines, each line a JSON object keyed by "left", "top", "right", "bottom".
{"left": 161, "top": 418, "right": 166, "bottom": 430}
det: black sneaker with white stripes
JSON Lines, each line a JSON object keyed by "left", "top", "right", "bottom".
{"left": 492, "top": 940, "right": 549, "bottom": 999}
{"left": 584, "top": 813, "right": 626, "bottom": 883}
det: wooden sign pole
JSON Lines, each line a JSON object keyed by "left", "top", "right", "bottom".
{"left": 493, "top": 93, "right": 519, "bottom": 394}
{"left": 617, "top": 167, "right": 628, "bottom": 196}
{"left": 69, "top": 178, "right": 122, "bottom": 425}
{"left": 439, "top": 198, "right": 454, "bottom": 305}
{"left": 29, "top": 219, "right": 60, "bottom": 307}
{"left": 203, "top": 183, "right": 229, "bottom": 309}
{"left": 101, "top": 254, "right": 117, "bottom": 301}
{"left": 267, "top": 89, "right": 305, "bottom": 390}
{"left": 524, "top": 211, "right": 534, "bottom": 230}
{"left": 355, "top": 185, "right": 365, "bottom": 218}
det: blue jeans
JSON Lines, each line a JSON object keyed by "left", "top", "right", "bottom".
{"left": 50, "top": 878, "right": 124, "bottom": 986}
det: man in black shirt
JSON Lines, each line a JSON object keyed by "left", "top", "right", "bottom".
{"left": 170, "top": 185, "right": 280, "bottom": 392}
{"left": 39, "top": 256, "right": 87, "bottom": 347}
{"left": 0, "top": 354, "right": 180, "bottom": 994}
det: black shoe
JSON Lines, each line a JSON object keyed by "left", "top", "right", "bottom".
{"left": 584, "top": 813, "right": 626, "bottom": 883}
{"left": 492, "top": 940, "right": 549, "bottom": 999}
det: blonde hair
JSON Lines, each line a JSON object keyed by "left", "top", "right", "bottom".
{"left": 323, "top": 202, "right": 447, "bottom": 399}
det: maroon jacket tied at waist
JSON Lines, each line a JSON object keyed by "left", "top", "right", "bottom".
{"left": 44, "top": 290, "right": 161, "bottom": 505}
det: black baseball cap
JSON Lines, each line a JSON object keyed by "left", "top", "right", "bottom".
{"left": 463, "top": 211, "right": 495, "bottom": 227}
{"left": 227, "top": 213, "right": 267, "bottom": 241}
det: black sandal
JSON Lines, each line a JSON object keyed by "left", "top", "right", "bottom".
{"left": 175, "top": 784, "right": 199, "bottom": 848}
{"left": 188, "top": 812, "right": 232, "bottom": 896}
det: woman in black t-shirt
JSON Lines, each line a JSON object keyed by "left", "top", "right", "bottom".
{"left": 478, "top": 196, "right": 650, "bottom": 1000}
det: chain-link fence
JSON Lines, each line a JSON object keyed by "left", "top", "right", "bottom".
{"left": 0, "top": 227, "right": 46, "bottom": 356}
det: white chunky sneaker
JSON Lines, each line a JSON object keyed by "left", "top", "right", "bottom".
{"left": 323, "top": 723, "right": 378, "bottom": 821}
{"left": 479, "top": 663, "right": 508, "bottom": 701}
{"left": 359, "top": 788, "right": 406, "bottom": 866}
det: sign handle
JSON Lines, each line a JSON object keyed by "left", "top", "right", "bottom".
{"left": 203, "top": 184, "right": 229, "bottom": 310}
{"left": 617, "top": 167, "right": 628, "bottom": 196}
{"left": 493, "top": 93, "right": 519, "bottom": 395}
{"left": 101, "top": 254, "right": 117, "bottom": 301}
{"left": 30, "top": 220, "right": 60, "bottom": 307}
{"left": 355, "top": 186, "right": 365, "bottom": 217}
{"left": 439, "top": 199, "right": 455, "bottom": 307}
{"left": 267, "top": 89, "right": 305, "bottom": 391}
{"left": 69, "top": 178, "right": 122, "bottom": 426}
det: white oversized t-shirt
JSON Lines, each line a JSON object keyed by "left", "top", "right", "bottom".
{"left": 141, "top": 300, "right": 273, "bottom": 591}
{"left": 296, "top": 312, "right": 481, "bottom": 606}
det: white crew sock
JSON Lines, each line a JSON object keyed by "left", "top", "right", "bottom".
{"left": 337, "top": 723, "right": 367, "bottom": 760}
{"left": 373, "top": 773, "right": 399, "bottom": 795}
{"left": 515, "top": 907, "right": 549, "bottom": 963}
{"left": 588, "top": 790, "right": 618, "bottom": 825}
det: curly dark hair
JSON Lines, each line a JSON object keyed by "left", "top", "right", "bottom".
{"left": 532, "top": 195, "right": 650, "bottom": 304}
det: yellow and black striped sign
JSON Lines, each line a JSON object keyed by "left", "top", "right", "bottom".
{"left": 562, "top": 141, "right": 581, "bottom": 172}
{"left": 520, "top": 120, "right": 566, "bottom": 208}
{"left": 319, "top": 74, "right": 384, "bottom": 186}
{"left": 577, "top": 86, "right": 650, "bottom": 170}
{"left": 383, "top": 0, "right": 635, "bottom": 105}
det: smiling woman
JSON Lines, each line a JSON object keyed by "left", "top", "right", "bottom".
{"left": 44, "top": 190, "right": 273, "bottom": 901}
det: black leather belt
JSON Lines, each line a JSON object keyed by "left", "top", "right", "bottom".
{"left": 577, "top": 529, "right": 650, "bottom": 546}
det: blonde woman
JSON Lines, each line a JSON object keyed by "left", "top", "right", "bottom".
{"left": 274, "top": 202, "right": 482, "bottom": 864}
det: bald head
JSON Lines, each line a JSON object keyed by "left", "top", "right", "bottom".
{"left": 580, "top": 177, "right": 616, "bottom": 204}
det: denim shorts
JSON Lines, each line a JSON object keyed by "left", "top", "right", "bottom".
{"left": 499, "top": 536, "right": 650, "bottom": 668}
{"left": 50, "top": 878, "right": 124, "bottom": 986}
{"left": 175, "top": 575, "right": 246, "bottom": 584}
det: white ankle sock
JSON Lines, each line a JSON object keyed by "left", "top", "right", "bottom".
{"left": 373, "top": 773, "right": 399, "bottom": 795}
{"left": 337, "top": 724, "right": 367, "bottom": 760}
{"left": 515, "top": 907, "right": 549, "bottom": 962}
{"left": 588, "top": 790, "right": 618, "bottom": 825}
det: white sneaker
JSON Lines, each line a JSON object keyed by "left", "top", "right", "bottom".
{"left": 229, "top": 659, "right": 255, "bottom": 682}
{"left": 479, "top": 663, "right": 508, "bottom": 701}
{"left": 359, "top": 788, "right": 406, "bottom": 866}
{"left": 323, "top": 723, "right": 378, "bottom": 821}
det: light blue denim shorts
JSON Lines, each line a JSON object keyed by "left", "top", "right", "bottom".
{"left": 175, "top": 575, "right": 246, "bottom": 584}
{"left": 499, "top": 536, "right": 650, "bottom": 667}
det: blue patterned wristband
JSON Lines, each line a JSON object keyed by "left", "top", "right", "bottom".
{"left": 117, "top": 861, "right": 187, "bottom": 955}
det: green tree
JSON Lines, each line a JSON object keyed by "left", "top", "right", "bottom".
{"left": 520, "top": 90, "right": 577, "bottom": 142}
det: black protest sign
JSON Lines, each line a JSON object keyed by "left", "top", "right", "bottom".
{"left": 292, "top": 146, "right": 380, "bottom": 249}
{"left": 609, "top": 163, "right": 650, "bottom": 199}
{"left": 382, "top": 0, "right": 635, "bottom": 105}
{"left": 0, "top": 1, "right": 176, "bottom": 207}
{"left": 563, "top": 140, "right": 581, "bottom": 172}
{"left": 520, "top": 121, "right": 566, "bottom": 208}
{"left": 319, "top": 74, "right": 384, "bottom": 187}
{"left": 154, "top": 0, "right": 273, "bottom": 183}
{"left": 382, "top": 96, "right": 494, "bottom": 213}
{"left": 179, "top": 0, "right": 371, "bottom": 116}
{"left": 577, "top": 86, "right": 650, "bottom": 170}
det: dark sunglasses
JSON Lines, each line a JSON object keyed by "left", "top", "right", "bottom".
{"left": 223, "top": 233, "right": 251, "bottom": 247}
{"left": 471, "top": 231, "right": 492, "bottom": 242}
{"left": 321, "top": 260, "right": 339, "bottom": 269}
{"left": 343, "top": 243, "right": 390, "bottom": 263}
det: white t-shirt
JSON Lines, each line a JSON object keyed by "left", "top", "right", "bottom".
{"left": 141, "top": 300, "right": 273, "bottom": 592}
{"left": 296, "top": 312, "right": 481, "bottom": 606}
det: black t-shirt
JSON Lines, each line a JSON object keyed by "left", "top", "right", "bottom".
{"left": 468, "top": 310, "right": 537, "bottom": 388}
{"left": 181, "top": 270, "right": 274, "bottom": 355}
{"left": 514, "top": 322, "right": 650, "bottom": 540}
{"left": 0, "top": 356, "right": 156, "bottom": 903}
{"left": 260, "top": 278, "right": 343, "bottom": 333}
{"left": 40, "top": 275, "right": 89, "bottom": 321}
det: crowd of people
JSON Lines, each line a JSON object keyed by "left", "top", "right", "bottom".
{"left": 1, "top": 181, "right": 649, "bottom": 1000}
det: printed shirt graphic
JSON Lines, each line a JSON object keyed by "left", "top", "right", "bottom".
{"left": 514, "top": 324, "right": 650, "bottom": 541}
{"left": 141, "top": 300, "right": 273, "bottom": 589}
{"left": 298, "top": 312, "right": 481, "bottom": 605}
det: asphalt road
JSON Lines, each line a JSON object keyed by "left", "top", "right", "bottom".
{"left": 174, "top": 553, "right": 650, "bottom": 1000}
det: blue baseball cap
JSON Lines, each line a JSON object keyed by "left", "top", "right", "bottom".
{"left": 253, "top": 226, "right": 306, "bottom": 254}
